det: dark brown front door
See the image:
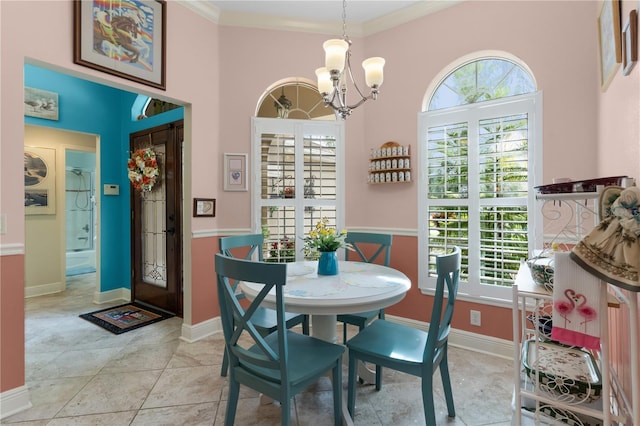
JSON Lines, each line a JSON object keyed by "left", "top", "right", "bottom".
{"left": 130, "top": 121, "right": 183, "bottom": 316}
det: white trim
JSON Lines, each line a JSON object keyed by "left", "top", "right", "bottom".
{"left": 192, "top": 228, "right": 252, "bottom": 239}
{"left": 387, "top": 314, "right": 513, "bottom": 360}
{"left": 180, "top": 0, "right": 463, "bottom": 37}
{"left": 0, "top": 244, "right": 24, "bottom": 256}
{"left": 180, "top": 317, "right": 221, "bottom": 343}
{"left": 177, "top": 312, "right": 512, "bottom": 360}
{"left": 177, "top": 1, "right": 221, "bottom": 24}
{"left": 24, "top": 281, "right": 64, "bottom": 298}
{"left": 93, "top": 288, "right": 130, "bottom": 305}
{"left": 0, "top": 385, "right": 32, "bottom": 421}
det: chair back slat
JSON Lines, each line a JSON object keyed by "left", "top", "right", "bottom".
{"left": 219, "top": 234, "right": 264, "bottom": 261}
{"left": 219, "top": 234, "right": 265, "bottom": 301}
{"left": 423, "top": 247, "right": 461, "bottom": 366}
{"left": 345, "top": 232, "right": 392, "bottom": 266}
{"left": 215, "top": 254, "right": 288, "bottom": 377}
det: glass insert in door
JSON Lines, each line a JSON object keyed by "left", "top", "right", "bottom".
{"left": 141, "top": 145, "right": 167, "bottom": 287}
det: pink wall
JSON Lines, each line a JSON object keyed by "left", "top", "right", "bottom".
{"left": 0, "top": 0, "right": 222, "bottom": 393}
{"left": 2, "top": 0, "right": 638, "bottom": 400}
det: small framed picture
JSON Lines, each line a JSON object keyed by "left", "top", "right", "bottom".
{"left": 597, "top": 0, "right": 622, "bottom": 91}
{"left": 224, "top": 153, "right": 248, "bottom": 192}
{"left": 193, "top": 198, "right": 215, "bottom": 217}
{"left": 24, "top": 87, "right": 59, "bottom": 121}
{"left": 622, "top": 10, "right": 638, "bottom": 76}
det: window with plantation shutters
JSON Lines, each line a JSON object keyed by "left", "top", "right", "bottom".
{"left": 252, "top": 118, "right": 345, "bottom": 262}
{"left": 419, "top": 56, "right": 539, "bottom": 301}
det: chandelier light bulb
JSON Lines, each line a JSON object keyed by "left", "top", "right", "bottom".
{"left": 315, "top": 67, "right": 333, "bottom": 95}
{"left": 362, "top": 57, "right": 385, "bottom": 88}
{"left": 323, "top": 39, "right": 349, "bottom": 72}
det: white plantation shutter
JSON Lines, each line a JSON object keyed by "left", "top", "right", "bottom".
{"left": 419, "top": 93, "right": 541, "bottom": 301}
{"left": 252, "top": 118, "right": 345, "bottom": 262}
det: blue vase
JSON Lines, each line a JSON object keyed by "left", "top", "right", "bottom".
{"left": 317, "top": 251, "right": 339, "bottom": 276}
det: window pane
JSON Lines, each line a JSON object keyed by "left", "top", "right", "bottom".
{"left": 479, "top": 206, "right": 529, "bottom": 286}
{"left": 304, "top": 134, "right": 336, "bottom": 200}
{"left": 262, "top": 206, "right": 297, "bottom": 262}
{"left": 261, "top": 133, "right": 295, "bottom": 199}
{"left": 479, "top": 114, "right": 529, "bottom": 198}
{"left": 427, "top": 206, "right": 469, "bottom": 280}
{"left": 429, "top": 59, "right": 535, "bottom": 110}
{"left": 427, "top": 123, "right": 468, "bottom": 199}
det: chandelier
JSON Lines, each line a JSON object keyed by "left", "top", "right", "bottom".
{"left": 315, "top": 0, "right": 385, "bottom": 119}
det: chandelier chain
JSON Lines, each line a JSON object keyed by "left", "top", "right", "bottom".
{"left": 341, "top": 0, "right": 347, "bottom": 39}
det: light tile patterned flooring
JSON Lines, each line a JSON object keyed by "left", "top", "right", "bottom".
{"left": 4, "top": 273, "right": 515, "bottom": 425}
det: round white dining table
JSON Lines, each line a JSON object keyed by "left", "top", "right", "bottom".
{"left": 239, "top": 260, "right": 411, "bottom": 344}
{"left": 240, "top": 260, "right": 411, "bottom": 426}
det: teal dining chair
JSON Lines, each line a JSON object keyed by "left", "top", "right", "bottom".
{"left": 218, "top": 234, "right": 309, "bottom": 377}
{"left": 346, "top": 246, "right": 461, "bottom": 425}
{"left": 337, "top": 232, "right": 393, "bottom": 343}
{"left": 215, "top": 253, "right": 345, "bottom": 426}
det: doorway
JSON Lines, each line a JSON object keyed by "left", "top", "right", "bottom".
{"left": 130, "top": 121, "right": 184, "bottom": 316}
{"left": 65, "top": 149, "right": 97, "bottom": 277}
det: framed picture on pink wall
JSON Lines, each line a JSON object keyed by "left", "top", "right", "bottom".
{"left": 622, "top": 9, "right": 638, "bottom": 76}
{"left": 224, "top": 153, "right": 248, "bottom": 192}
{"left": 73, "top": 0, "right": 166, "bottom": 90}
{"left": 597, "top": 0, "right": 622, "bottom": 91}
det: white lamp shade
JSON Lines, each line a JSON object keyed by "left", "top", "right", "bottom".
{"left": 323, "top": 39, "right": 349, "bottom": 72}
{"left": 362, "top": 57, "right": 385, "bottom": 87}
{"left": 315, "top": 67, "right": 333, "bottom": 94}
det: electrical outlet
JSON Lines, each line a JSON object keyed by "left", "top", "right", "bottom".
{"left": 470, "top": 310, "right": 481, "bottom": 326}
{"left": 0, "top": 213, "right": 6, "bottom": 234}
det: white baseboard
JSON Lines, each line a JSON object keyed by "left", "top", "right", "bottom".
{"left": 0, "top": 385, "right": 31, "bottom": 421}
{"left": 24, "top": 281, "right": 64, "bottom": 298}
{"left": 180, "top": 313, "right": 513, "bottom": 360}
{"left": 180, "top": 317, "right": 221, "bottom": 343}
{"left": 93, "top": 288, "right": 130, "bottom": 305}
{"left": 387, "top": 314, "right": 514, "bottom": 360}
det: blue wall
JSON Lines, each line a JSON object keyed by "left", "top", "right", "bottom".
{"left": 24, "top": 64, "right": 184, "bottom": 292}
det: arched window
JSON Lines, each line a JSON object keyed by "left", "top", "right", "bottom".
{"left": 255, "top": 78, "right": 336, "bottom": 120}
{"left": 428, "top": 57, "right": 536, "bottom": 110}
{"left": 419, "top": 53, "right": 540, "bottom": 301}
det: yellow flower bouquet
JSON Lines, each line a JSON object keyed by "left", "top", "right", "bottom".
{"left": 302, "top": 217, "right": 349, "bottom": 259}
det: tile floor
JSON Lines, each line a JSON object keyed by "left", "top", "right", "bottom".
{"left": 4, "top": 273, "right": 515, "bottom": 425}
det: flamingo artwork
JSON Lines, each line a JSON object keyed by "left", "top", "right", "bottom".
{"left": 574, "top": 293, "right": 598, "bottom": 332}
{"left": 554, "top": 288, "right": 576, "bottom": 327}
{"left": 554, "top": 289, "right": 597, "bottom": 332}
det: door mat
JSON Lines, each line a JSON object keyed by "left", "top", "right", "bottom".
{"left": 79, "top": 303, "right": 174, "bottom": 335}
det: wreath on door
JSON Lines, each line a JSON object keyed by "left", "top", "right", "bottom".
{"left": 127, "top": 148, "right": 159, "bottom": 192}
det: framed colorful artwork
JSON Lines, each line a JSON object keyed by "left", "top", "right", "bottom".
{"left": 73, "top": 0, "right": 166, "bottom": 90}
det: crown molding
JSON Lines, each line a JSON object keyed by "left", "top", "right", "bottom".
{"left": 177, "top": 1, "right": 463, "bottom": 36}
{"left": 177, "top": 0, "right": 221, "bottom": 24}
{"left": 363, "top": 0, "right": 464, "bottom": 35}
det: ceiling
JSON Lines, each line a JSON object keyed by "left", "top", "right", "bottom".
{"left": 197, "top": 1, "right": 462, "bottom": 36}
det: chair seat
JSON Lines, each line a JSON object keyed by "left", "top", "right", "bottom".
{"left": 337, "top": 310, "right": 379, "bottom": 328}
{"left": 241, "top": 331, "right": 345, "bottom": 387}
{"left": 347, "top": 319, "right": 427, "bottom": 368}
{"left": 252, "top": 306, "right": 306, "bottom": 334}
